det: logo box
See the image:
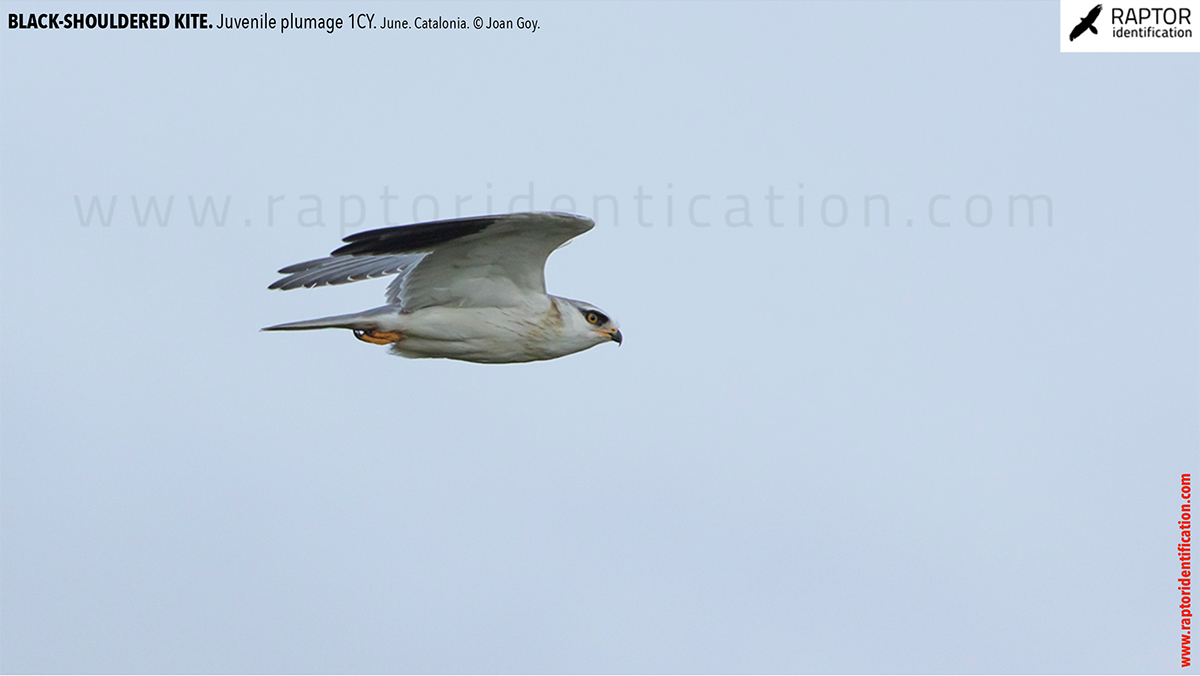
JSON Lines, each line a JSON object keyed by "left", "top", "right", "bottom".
{"left": 1061, "top": 0, "right": 1200, "bottom": 52}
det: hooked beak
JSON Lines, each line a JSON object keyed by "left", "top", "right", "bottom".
{"left": 595, "top": 328, "right": 622, "bottom": 345}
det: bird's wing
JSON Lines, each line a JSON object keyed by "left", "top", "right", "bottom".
{"left": 268, "top": 212, "right": 594, "bottom": 311}
{"left": 1087, "top": 4, "right": 1102, "bottom": 21}
{"left": 1070, "top": 21, "right": 1086, "bottom": 39}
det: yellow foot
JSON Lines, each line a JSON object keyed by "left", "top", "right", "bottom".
{"left": 353, "top": 329, "right": 403, "bottom": 345}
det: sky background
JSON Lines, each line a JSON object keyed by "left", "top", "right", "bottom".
{"left": 1, "top": 1, "right": 1197, "bottom": 673}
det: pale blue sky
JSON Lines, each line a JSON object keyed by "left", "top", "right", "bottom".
{"left": 1, "top": 1, "right": 1197, "bottom": 673}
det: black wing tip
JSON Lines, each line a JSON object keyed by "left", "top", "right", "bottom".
{"left": 340, "top": 215, "right": 501, "bottom": 244}
{"left": 331, "top": 215, "right": 499, "bottom": 257}
{"left": 268, "top": 278, "right": 302, "bottom": 290}
{"left": 337, "top": 212, "right": 591, "bottom": 245}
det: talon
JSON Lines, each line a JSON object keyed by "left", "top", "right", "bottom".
{"left": 353, "top": 329, "right": 403, "bottom": 345}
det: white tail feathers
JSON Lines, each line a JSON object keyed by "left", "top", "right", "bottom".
{"left": 261, "top": 308, "right": 391, "bottom": 332}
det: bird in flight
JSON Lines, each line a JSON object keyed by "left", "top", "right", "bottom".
{"left": 264, "top": 212, "right": 621, "bottom": 363}
{"left": 1070, "top": 4, "right": 1102, "bottom": 40}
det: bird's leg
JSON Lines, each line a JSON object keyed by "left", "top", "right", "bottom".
{"left": 353, "top": 329, "right": 403, "bottom": 345}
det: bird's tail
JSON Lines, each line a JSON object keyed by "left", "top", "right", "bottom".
{"left": 261, "top": 307, "right": 394, "bottom": 332}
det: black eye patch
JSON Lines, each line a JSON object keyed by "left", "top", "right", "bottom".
{"left": 578, "top": 308, "right": 608, "bottom": 324}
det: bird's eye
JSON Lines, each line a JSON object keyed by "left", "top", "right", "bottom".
{"left": 586, "top": 312, "right": 600, "bottom": 324}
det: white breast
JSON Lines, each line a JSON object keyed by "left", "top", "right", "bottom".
{"left": 379, "top": 299, "right": 586, "bottom": 363}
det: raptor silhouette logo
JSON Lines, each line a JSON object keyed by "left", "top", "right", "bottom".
{"left": 1070, "top": 3, "right": 1103, "bottom": 40}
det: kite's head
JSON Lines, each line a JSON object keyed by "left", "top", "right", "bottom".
{"left": 559, "top": 298, "right": 622, "bottom": 347}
